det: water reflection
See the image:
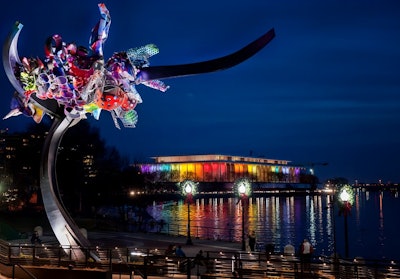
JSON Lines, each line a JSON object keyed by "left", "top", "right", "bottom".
{"left": 147, "top": 190, "right": 400, "bottom": 260}
{"left": 378, "top": 192, "right": 384, "bottom": 258}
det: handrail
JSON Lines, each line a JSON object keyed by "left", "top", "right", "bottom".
{"left": 13, "top": 264, "right": 38, "bottom": 279}
{"left": 0, "top": 240, "right": 399, "bottom": 278}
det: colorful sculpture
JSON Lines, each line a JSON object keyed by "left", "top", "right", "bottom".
{"left": 2, "top": 3, "right": 275, "bottom": 260}
{"left": 3, "top": 3, "right": 275, "bottom": 129}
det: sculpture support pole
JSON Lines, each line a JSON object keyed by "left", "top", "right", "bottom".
{"left": 40, "top": 116, "right": 96, "bottom": 261}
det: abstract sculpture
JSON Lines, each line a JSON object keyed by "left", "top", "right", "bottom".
{"left": 3, "top": 3, "right": 275, "bottom": 260}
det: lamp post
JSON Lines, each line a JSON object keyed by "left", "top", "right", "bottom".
{"left": 327, "top": 187, "right": 339, "bottom": 274}
{"left": 180, "top": 180, "right": 197, "bottom": 245}
{"left": 338, "top": 185, "right": 354, "bottom": 258}
{"left": 239, "top": 184, "right": 246, "bottom": 251}
{"left": 235, "top": 178, "right": 251, "bottom": 251}
{"left": 331, "top": 192, "right": 337, "bottom": 260}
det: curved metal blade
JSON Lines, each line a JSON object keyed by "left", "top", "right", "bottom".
{"left": 2, "top": 22, "right": 24, "bottom": 95}
{"left": 137, "top": 28, "right": 275, "bottom": 81}
{"left": 3, "top": 22, "right": 62, "bottom": 117}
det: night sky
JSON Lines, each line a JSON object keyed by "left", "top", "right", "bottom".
{"left": 1, "top": 1, "right": 400, "bottom": 183}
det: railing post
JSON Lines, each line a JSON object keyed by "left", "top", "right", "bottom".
{"left": 8, "top": 245, "right": 11, "bottom": 262}
{"left": 186, "top": 256, "right": 191, "bottom": 279}
{"left": 85, "top": 247, "right": 89, "bottom": 267}
{"left": 354, "top": 262, "right": 358, "bottom": 279}
{"left": 58, "top": 246, "right": 62, "bottom": 267}
{"left": 234, "top": 253, "right": 238, "bottom": 270}
{"left": 143, "top": 257, "right": 147, "bottom": 279}
{"left": 32, "top": 245, "right": 36, "bottom": 265}
{"left": 374, "top": 260, "right": 378, "bottom": 279}
{"left": 109, "top": 249, "right": 112, "bottom": 270}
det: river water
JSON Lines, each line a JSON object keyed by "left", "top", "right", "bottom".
{"left": 146, "top": 189, "right": 400, "bottom": 260}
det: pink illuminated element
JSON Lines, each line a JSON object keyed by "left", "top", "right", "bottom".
{"left": 211, "top": 163, "right": 219, "bottom": 172}
{"left": 220, "top": 163, "right": 227, "bottom": 179}
{"left": 204, "top": 163, "right": 211, "bottom": 173}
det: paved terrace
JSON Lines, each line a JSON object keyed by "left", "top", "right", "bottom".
{"left": 1, "top": 231, "right": 399, "bottom": 278}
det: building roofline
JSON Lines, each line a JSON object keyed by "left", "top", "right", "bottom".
{"left": 150, "top": 154, "right": 292, "bottom": 165}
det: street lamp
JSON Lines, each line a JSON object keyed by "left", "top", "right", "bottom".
{"left": 235, "top": 178, "right": 252, "bottom": 251}
{"left": 180, "top": 180, "right": 197, "bottom": 245}
{"left": 326, "top": 189, "right": 339, "bottom": 273}
{"left": 337, "top": 185, "right": 354, "bottom": 258}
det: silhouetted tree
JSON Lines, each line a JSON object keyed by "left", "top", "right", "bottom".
{"left": 0, "top": 120, "right": 130, "bottom": 215}
{"left": 56, "top": 121, "right": 128, "bottom": 216}
{"left": 299, "top": 173, "right": 320, "bottom": 190}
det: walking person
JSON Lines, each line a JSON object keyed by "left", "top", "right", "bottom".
{"left": 30, "top": 231, "right": 41, "bottom": 245}
{"left": 299, "top": 239, "right": 313, "bottom": 272}
{"left": 248, "top": 230, "right": 256, "bottom": 251}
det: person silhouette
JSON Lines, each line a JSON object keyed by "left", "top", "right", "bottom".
{"left": 248, "top": 231, "right": 256, "bottom": 251}
{"left": 299, "top": 239, "right": 313, "bottom": 272}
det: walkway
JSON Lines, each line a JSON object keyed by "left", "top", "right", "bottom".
{"left": 5, "top": 231, "right": 400, "bottom": 279}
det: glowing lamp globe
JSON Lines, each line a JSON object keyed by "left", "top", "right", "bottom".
{"left": 238, "top": 184, "right": 246, "bottom": 195}
{"left": 234, "top": 177, "right": 252, "bottom": 198}
{"left": 185, "top": 184, "right": 193, "bottom": 194}
{"left": 179, "top": 180, "right": 198, "bottom": 197}
{"left": 340, "top": 189, "right": 350, "bottom": 202}
{"left": 338, "top": 185, "right": 354, "bottom": 205}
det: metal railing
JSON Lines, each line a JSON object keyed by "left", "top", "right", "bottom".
{"left": 0, "top": 239, "right": 400, "bottom": 279}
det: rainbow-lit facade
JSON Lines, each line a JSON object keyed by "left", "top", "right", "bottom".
{"left": 139, "top": 154, "right": 308, "bottom": 183}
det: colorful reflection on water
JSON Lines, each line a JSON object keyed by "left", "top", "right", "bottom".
{"left": 147, "top": 190, "right": 400, "bottom": 260}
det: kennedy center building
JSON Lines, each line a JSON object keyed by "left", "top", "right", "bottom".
{"left": 139, "top": 154, "right": 310, "bottom": 185}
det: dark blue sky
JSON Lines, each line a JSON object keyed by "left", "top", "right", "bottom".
{"left": 1, "top": 1, "right": 400, "bottom": 183}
